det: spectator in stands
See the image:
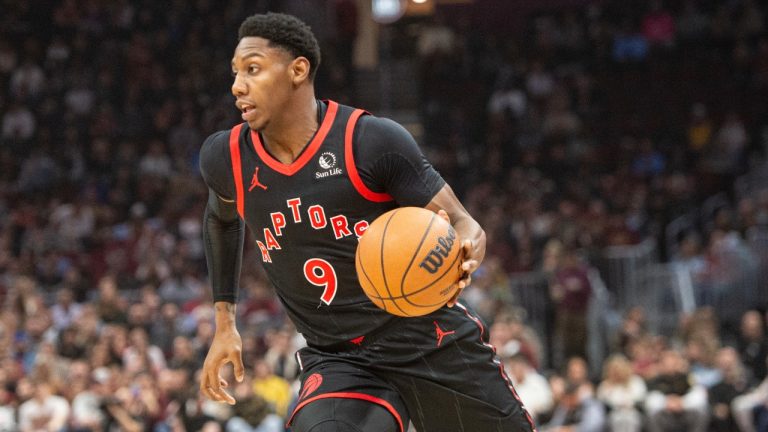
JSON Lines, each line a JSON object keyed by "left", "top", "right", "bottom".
{"left": 70, "top": 367, "right": 111, "bottom": 432}
{"left": 708, "top": 347, "right": 748, "bottom": 432}
{"left": 57, "top": 326, "right": 86, "bottom": 360}
{"left": 678, "top": 307, "right": 720, "bottom": 344}
{"left": 597, "top": 354, "right": 647, "bottom": 432}
{"left": 732, "top": 362, "right": 768, "bottom": 432}
{"left": 100, "top": 384, "right": 149, "bottom": 432}
{"left": 738, "top": 310, "right": 768, "bottom": 385}
{"left": 150, "top": 302, "right": 182, "bottom": 356}
{"left": 250, "top": 359, "right": 292, "bottom": 419}
{"left": 122, "top": 327, "right": 166, "bottom": 375}
{"left": 93, "top": 275, "right": 128, "bottom": 324}
{"left": 17, "top": 380, "right": 69, "bottom": 432}
{"left": 490, "top": 311, "right": 543, "bottom": 371}
{"left": 550, "top": 249, "right": 592, "bottom": 368}
{"left": 685, "top": 333, "right": 722, "bottom": 388}
{"left": 565, "top": 356, "right": 591, "bottom": 388}
{"left": 541, "top": 372, "right": 567, "bottom": 424}
{"left": 540, "top": 381, "right": 606, "bottom": 432}
{"left": 698, "top": 229, "right": 760, "bottom": 332}
{"left": 613, "top": 306, "right": 648, "bottom": 357}
{"left": 226, "top": 378, "right": 283, "bottom": 432}
{"left": 169, "top": 335, "right": 202, "bottom": 371}
{"left": 644, "top": 349, "right": 709, "bottom": 432}
{"left": 672, "top": 230, "right": 706, "bottom": 278}
{"left": 50, "top": 287, "right": 82, "bottom": 331}
{"left": 0, "top": 378, "right": 15, "bottom": 431}
{"left": 630, "top": 337, "right": 662, "bottom": 381}
{"left": 263, "top": 328, "right": 299, "bottom": 382}
{"left": 505, "top": 352, "right": 554, "bottom": 423}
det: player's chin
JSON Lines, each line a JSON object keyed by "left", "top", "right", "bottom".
{"left": 246, "top": 119, "right": 266, "bottom": 131}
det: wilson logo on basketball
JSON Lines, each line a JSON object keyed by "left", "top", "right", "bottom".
{"left": 419, "top": 227, "right": 457, "bottom": 274}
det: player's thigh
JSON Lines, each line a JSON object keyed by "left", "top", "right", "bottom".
{"left": 391, "top": 374, "right": 535, "bottom": 432}
{"left": 289, "top": 352, "right": 409, "bottom": 432}
{"left": 291, "top": 397, "right": 399, "bottom": 432}
{"left": 378, "top": 307, "right": 536, "bottom": 432}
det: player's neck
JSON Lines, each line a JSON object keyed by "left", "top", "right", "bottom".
{"left": 261, "top": 91, "right": 319, "bottom": 164}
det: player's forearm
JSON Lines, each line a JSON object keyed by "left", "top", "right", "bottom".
{"left": 453, "top": 216, "right": 486, "bottom": 264}
{"left": 203, "top": 191, "right": 245, "bottom": 303}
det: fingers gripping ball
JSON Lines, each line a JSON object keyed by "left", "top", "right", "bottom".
{"left": 355, "top": 207, "right": 463, "bottom": 317}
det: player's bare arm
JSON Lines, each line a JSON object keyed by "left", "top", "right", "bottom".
{"left": 200, "top": 301, "right": 245, "bottom": 405}
{"left": 426, "top": 184, "right": 486, "bottom": 306}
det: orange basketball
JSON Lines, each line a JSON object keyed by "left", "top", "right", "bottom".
{"left": 355, "top": 207, "right": 463, "bottom": 317}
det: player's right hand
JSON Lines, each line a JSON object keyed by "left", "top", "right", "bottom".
{"left": 200, "top": 327, "right": 245, "bottom": 405}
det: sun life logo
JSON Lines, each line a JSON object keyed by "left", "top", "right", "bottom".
{"left": 318, "top": 152, "right": 336, "bottom": 170}
{"left": 315, "top": 152, "right": 342, "bottom": 179}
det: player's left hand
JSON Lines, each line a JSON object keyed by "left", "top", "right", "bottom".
{"left": 436, "top": 210, "right": 479, "bottom": 307}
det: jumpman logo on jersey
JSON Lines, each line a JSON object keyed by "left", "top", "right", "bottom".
{"left": 248, "top": 166, "right": 267, "bottom": 191}
{"left": 434, "top": 321, "right": 455, "bottom": 347}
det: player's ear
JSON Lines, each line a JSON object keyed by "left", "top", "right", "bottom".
{"left": 290, "top": 56, "right": 311, "bottom": 85}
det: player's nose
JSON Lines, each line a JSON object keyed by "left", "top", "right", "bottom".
{"left": 231, "top": 74, "right": 247, "bottom": 96}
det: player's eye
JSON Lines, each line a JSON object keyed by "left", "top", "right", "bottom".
{"left": 248, "top": 64, "right": 259, "bottom": 74}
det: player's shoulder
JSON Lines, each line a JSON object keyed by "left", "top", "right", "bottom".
{"left": 200, "top": 129, "right": 234, "bottom": 167}
{"left": 201, "top": 129, "right": 231, "bottom": 154}
{"left": 199, "top": 127, "right": 240, "bottom": 186}
{"left": 357, "top": 112, "right": 407, "bottom": 134}
{"left": 355, "top": 112, "right": 414, "bottom": 145}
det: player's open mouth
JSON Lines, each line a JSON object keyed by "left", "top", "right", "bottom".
{"left": 240, "top": 105, "right": 257, "bottom": 121}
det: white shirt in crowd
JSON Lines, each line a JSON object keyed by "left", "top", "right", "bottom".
{"left": 18, "top": 393, "right": 70, "bottom": 432}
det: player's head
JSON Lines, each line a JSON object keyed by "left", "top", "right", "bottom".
{"left": 232, "top": 13, "right": 321, "bottom": 130}
{"left": 237, "top": 13, "right": 321, "bottom": 80}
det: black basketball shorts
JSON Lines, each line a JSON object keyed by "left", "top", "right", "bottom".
{"left": 287, "top": 303, "right": 537, "bottom": 432}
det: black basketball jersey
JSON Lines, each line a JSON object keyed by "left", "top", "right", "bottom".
{"left": 224, "top": 101, "right": 408, "bottom": 346}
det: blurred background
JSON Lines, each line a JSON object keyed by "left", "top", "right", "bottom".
{"left": 1, "top": 0, "right": 768, "bottom": 431}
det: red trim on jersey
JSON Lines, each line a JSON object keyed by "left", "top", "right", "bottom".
{"left": 228, "top": 123, "right": 245, "bottom": 219}
{"left": 455, "top": 302, "right": 538, "bottom": 431}
{"left": 286, "top": 392, "right": 404, "bottom": 432}
{"left": 250, "top": 100, "right": 339, "bottom": 176}
{"left": 344, "top": 109, "right": 394, "bottom": 202}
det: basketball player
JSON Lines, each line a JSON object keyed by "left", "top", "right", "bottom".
{"left": 199, "top": 12, "right": 536, "bottom": 432}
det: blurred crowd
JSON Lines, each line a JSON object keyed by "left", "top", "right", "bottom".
{"left": 1, "top": 0, "right": 768, "bottom": 431}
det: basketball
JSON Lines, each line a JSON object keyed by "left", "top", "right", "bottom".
{"left": 355, "top": 207, "right": 463, "bottom": 317}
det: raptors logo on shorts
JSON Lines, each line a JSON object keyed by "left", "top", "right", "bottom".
{"left": 299, "top": 373, "right": 323, "bottom": 400}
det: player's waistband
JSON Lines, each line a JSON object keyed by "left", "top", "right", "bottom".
{"left": 308, "top": 317, "right": 399, "bottom": 353}
{"left": 306, "top": 304, "right": 474, "bottom": 354}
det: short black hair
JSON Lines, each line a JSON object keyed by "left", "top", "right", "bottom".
{"left": 238, "top": 12, "right": 321, "bottom": 81}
